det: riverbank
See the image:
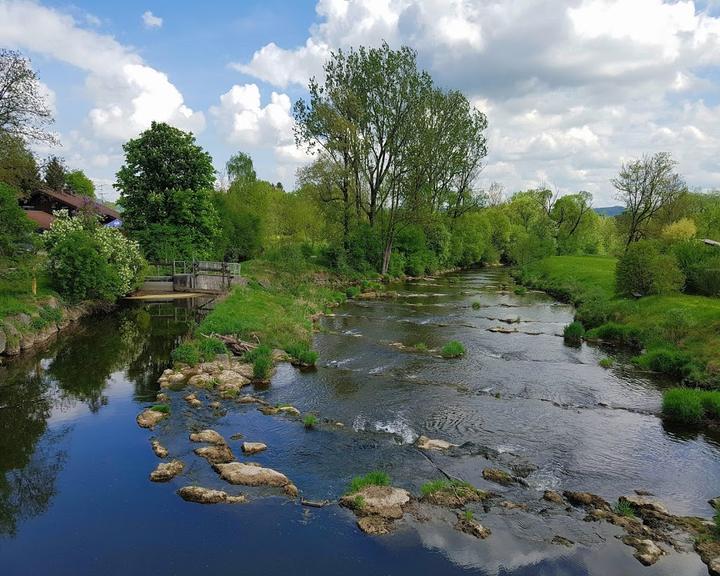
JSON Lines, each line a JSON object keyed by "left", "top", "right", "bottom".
{"left": 516, "top": 255, "right": 720, "bottom": 424}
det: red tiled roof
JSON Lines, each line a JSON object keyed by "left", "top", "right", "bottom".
{"left": 25, "top": 210, "right": 56, "bottom": 230}
{"left": 36, "top": 188, "right": 121, "bottom": 220}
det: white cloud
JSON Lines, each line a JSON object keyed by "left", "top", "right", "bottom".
{"left": 142, "top": 10, "right": 163, "bottom": 29}
{"left": 235, "top": 0, "right": 720, "bottom": 202}
{"left": 0, "top": 1, "right": 203, "bottom": 143}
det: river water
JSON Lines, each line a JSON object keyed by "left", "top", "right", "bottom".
{"left": 1, "top": 269, "right": 718, "bottom": 575}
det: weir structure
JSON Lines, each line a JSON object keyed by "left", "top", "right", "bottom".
{"left": 141, "top": 261, "right": 245, "bottom": 294}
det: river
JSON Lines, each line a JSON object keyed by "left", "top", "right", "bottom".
{"left": 1, "top": 268, "right": 718, "bottom": 575}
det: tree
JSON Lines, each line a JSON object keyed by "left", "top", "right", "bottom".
{"left": 0, "top": 131, "right": 41, "bottom": 195}
{"left": 0, "top": 182, "right": 35, "bottom": 258}
{"left": 0, "top": 49, "right": 56, "bottom": 143}
{"left": 226, "top": 152, "right": 256, "bottom": 188}
{"left": 115, "top": 122, "right": 219, "bottom": 261}
{"left": 65, "top": 169, "right": 95, "bottom": 197}
{"left": 43, "top": 156, "right": 66, "bottom": 190}
{"left": 612, "top": 152, "right": 687, "bottom": 247}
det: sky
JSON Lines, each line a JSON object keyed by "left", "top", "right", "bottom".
{"left": 1, "top": 0, "right": 720, "bottom": 205}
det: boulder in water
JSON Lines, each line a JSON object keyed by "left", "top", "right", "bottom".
{"left": 340, "top": 486, "right": 411, "bottom": 520}
{"left": 213, "top": 462, "right": 291, "bottom": 488}
{"left": 563, "top": 491, "right": 610, "bottom": 511}
{"left": 150, "top": 460, "right": 184, "bottom": 482}
{"left": 189, "top": 429, "right": 226, "bottom": 445}
{"left": 137, "top": 409, "right": 167, "bottom": 429}
{"left": 482, "top": 468, "right": 514, "bottom": 486}
{"left": 194, "top": 444, "right": 235, "bottom": 464}
{"left": 543, "top": 490, "right": 564, "bottom": 504}
{"left": 177, "top": 486, "right": 247, "bottom": 504}
{"left": 416, "top": 435, "right": 457, "bottom": 450}
{"left": 623, "top": 537, "right": 664, "bottom": 566}
{"left": 455, "top": 516, "right": 491, "bottom": 539}
{"left": 151, "top": 439, "right": 168, "bottom": 458}
{"left": 242, "top": 442, "right": 267, "bottom": 455}
{"left": 620, "top": 494, "right": 669, "bottom": 515}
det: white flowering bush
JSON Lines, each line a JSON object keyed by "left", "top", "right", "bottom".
{"left": 45, "top": 210, "right": 145, "bottom": 302}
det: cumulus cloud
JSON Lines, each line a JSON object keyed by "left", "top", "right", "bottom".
{"left": 235, "top": 0, "right": 720, "bottom": 202}
{"left": 0, "top": 1, "right": 202, "bottom": 143}
{"left": 142, "top": 10, "right": 163, "bottom": 29}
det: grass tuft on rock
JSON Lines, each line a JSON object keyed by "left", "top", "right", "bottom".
{"left": 599, "top": 357, "right": 614, "bottom": 368}
{"left": 441, "top": 340, "right": 465, "bottom": 358}
{"left": 614, "top": 499, "right": 636, "bottom": 518}
{"left": 563, "top": 321, "right": 585, "bottom": 346}
{"left": 285, "top": 342, "right": 319, "bottom": 366}
{"left": 303, "top": 414, "right": 317, "bottom": 429}
{"left": 150, "top": 403, "right": 170, "bottom": 414}
{"left": 347, "top": 471, "right": 390, "bottom": 494}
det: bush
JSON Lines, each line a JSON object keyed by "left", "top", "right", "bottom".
{"left": 285, "top": 342, "right": 318, "bottom": 366}
{"left": 172, "top": 341, "right": 201, "bottom": 365}
{"left": 563, "top": 321, "right": 585, "bottom": 346}
{"left": 0, "top": 183, "right": 35, "bottom": 258}
{"left": 662, "top": 388, "right": 704, "bottom": 424}
{"left": 347, "top": 471, "right": 390, "bottom": 494}
{"left": 615, "top": 241, "right": 684, "bottom": 297}
{"left": 575, "top": 289, "right": 612, "bottom": 329}
{"left": 346, "top": 285, "right": 361, "bottom": 298}
{"left": 441, "top": 341, "right": 465, "bottom": 358}
{"left": 587, "top": 322, "right": 644, "bottom": 349}
{"left": 634, "top": 347, "right": 693, "bottom": 379}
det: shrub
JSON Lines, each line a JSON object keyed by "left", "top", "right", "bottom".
{"left": 346, "top": 285, "right": 361, "bottom": 298}
{"left": 614, "top": 499, "right": 636, "bottom": 518}
{"left": 348, "top": 471, "right": 390, "bottom": 494}
{"left": 171, "top": 341, "right": 201, "bottom": 365}
{"left": 662, "top": 388, "right": 704, "bottom": 424}
{"left": 303, "top": 414, "right": 317, "bottom": 429}
{"left": 0, "top": 183, "right": 35, "bottom": 258}
{"left": 441, "top": 341, "right": 465, "bottom": 358}
{"left": 615, "top": 240, "right": 684, "bottom": 297}
{"left": 285, "top": 342, "right": 318, "bottom": 366}
{"left": 563, "top": 321, "right": 585, "bottom": 346}
{"left": 198, "top": 337, "right": 227, "bottom": 359}
{"left": 575, "top": 289, "right": 612, "bottom": 329}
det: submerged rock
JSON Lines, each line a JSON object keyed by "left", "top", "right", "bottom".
{"left": 151, "top": 439, "right": 168, "bottom": 458}
{"left": 177, "top": 486, "right": 247, "bottom": 504}
{"left": 194, "top": 444, "right": 235, "bottom": 464}
{"left": 242, "top": 442, "right": 267, "bottom": 455}
{"left": 357, "top": 516, "right": 392, "bottom": 535}
{"left": 136, "top": 409, "right": 167, "bottom": 429}
{"left": 563, "top": 491, "right": 610, "bottom": 511}
{"left": 150, "top": 460, "right": 184, "bottom": 482}
{"left": 543, "top": 490, "right": 564, "bottom": 504}
{"left": 284, "top": 483, "right": 299, "bottom": 498}
{"left": 237, "top": 395, "right": 267, "bottom": 405}
{"left": 416, "top": 435, "right": 457, "bottom": 451}
{"left": 189, "top": 429, "right": 226, "bottom": 445}
{"left": 259, "top": 405, "right": 301, "bottom": 417}
{"left": 455, "top": 516, "right": 491, "bottom": 539}
{"left": 422, "top": 483, "right": 490, "bottom": 508}
{"left": 184, "top": 393, "right": 202, "bottom": 408}
{"left": 482, "top": 468, "right": 514, "bottom": 486}
{"left": 551, "top": 535, "right": 574, "bottom": 547}
{"left": 213, "top": 462, "right": 291, "bottom": 488}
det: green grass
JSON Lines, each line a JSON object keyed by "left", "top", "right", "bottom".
{"left": 285, "top": 342, "right": 319, "bottom": 366}
{"left": 303, "top": 414, "right": 318, "bottom": 429}
{"left": 420, "top": 479, "right": 474, "bottom": 496}
{"left": 661, "top": 388, "right": 720, "bottom": 424}
{"left": 353, "top": 495, "right": 366, "bottom": 510}
{"left": 563, "top": 321, "right": 585, "bottom": 345}
{"left": 150, "top": 403, "right": 170, "bottom": 414}
{"left": 519, "top": 255, "right": 720, "bottom": 387}
{"left": 599, "top": 357, "right": 615, "bottom": 369}
{"left": 246, "top": 344, "right": 273, "bottom": 380}
{"left": 413, "top": 342, "right": 428, "bottom": 352}
{"left": 347, "top": 471, "right": 390, "bottom": 494}
{"left": 614, "top": 499, "right": 636, "bottom": 518}
{"left": 471, "top": 301, "right": 482, "bottom": 310}
{"left": 464, "top": 509, "right": 474, "bottom": 522}
{"left": 441, "top": 340, "right": 466, "bottom": 358}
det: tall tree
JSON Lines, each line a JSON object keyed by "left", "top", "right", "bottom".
{"left": 226, "top": 152, "right": 256, "bottom": 188}
{"left": 43, "top": 156, "right": 66, "bottom": 190}
{"left": 0, "top": 49, "right": 56, "bottom": 143}
{"left": 115, "top": 122, "right": 218, "bottom": 261}
{"left": 612, "top": 152, "right": 686, "bottom": 247}
{"left": 65, "top": 169, "right": 95, "bottom": 197}
{"left": 0, "top": 131, "right": 40, "bottom": 195}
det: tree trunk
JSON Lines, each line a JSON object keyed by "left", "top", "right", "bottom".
{"left": 381, "top": 238, "right": 393, "bottom": 275}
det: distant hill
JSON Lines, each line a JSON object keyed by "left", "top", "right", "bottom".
{"left": 594, "top": 206, "right": 625, "bottom": 217}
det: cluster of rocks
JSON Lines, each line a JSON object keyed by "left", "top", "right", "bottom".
{"left": 157, "top": 356, "right": 255, "bottom": 396}
{"left": 340, "top": 485, "right": 413, "bottom": 535}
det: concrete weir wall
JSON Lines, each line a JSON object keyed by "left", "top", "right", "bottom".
{"left": 173, "top": 273, "right": 246, "bottom": 293}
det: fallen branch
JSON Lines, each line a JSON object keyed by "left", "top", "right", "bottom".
{"left": 213, "top": 334, "right": 258, "bottom": 356}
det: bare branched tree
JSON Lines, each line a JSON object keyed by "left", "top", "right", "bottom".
{"left": 0, "top": 49, "right": 56, "bottom": 144}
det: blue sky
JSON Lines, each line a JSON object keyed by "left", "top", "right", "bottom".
{"left": 2, "top": 0, "right": 720, "bottom": 204}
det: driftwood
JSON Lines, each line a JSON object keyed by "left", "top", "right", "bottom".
{"left": 212, "top": 334, "right": 258, "bottom": 356}
{"left": 301, "top": 498, "right": 332, "bottom": 508}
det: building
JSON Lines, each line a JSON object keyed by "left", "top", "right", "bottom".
{"left": 21, "top": 188, "right": 121, "bottom": 231}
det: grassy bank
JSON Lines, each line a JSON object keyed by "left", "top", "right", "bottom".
{"left": 173, "top": 258, "right": 378, "bottom": 368}
{"left": 517, "top": 255, "right": 720, "bottom": 398}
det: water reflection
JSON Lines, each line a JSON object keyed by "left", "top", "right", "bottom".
{"left": 0, "top": 299, "right": 200, "bottom": 536}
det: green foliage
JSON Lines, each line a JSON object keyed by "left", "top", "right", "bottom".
{"left": 0, "top": 132, "right": 41, "bottom": 195}
{"left": 150, "top": 404, "right": 170, "bottom": 414}
{"left": 616, "top": 240, "right": 684, "bottom": 297}
{"left": 673, "top": 240, "right": 720, "bottom": 297}
{"left": 464, "top": 509, "right": 474, "bottom": 522}
{"left": 0, "top": 183, "right": 35, "bottom": 257}
{"left": 43, "top": 156, "right": 66, "bottom": 190}
{"left": 347, "top": 471, "right": 390, "bottom": 494}
{"left": 575, "top": 288, "right": 612, "bottom": 329}
{"left": 285, "top": 343, "right": 318, "bottom": 366}
{"left": 413, "top": 342, "right": 428, "bottom": 352}
{"left": 441, "top": 340, "right": 465, "bottom": 358}
{"left": 587, "top": 322, "right": 644, "bottom": 349}
{"left": 420, "top": 478, "right": 474, "bottom": 496}
{"left": 44, "top": 211, "right": 144, "bottom": 302}
{"left": 599, "top": 357, "right": 615, "bottom": 369}
{"left": 346, "top": 285, "right": 361, "bottom": 298}
{"left": 471, "top": 301, "right": 482, "bottom": 310}
{"left": 171, "top": 342, "right": 201, "bottom": 365}
{"left": 634, "top": 347, "right": 695, "bottom": 378}
{"left": 614, "top": 500, "right": 636, "bottom": 518}
{"left": 198, "top": 337, "right": 227, "bottom": 358}
{"left": 513, "top": 286, "right": 527, "bottom": 295}
{"left": 303, "top": 414, "right": 317, "bottom": 429}
{"left": 225, "top": 151, "right": 256, "bottom": 188}
{"left": 246, "top": 344, "right": 273, "bottom": 380}
{"left": 563, "top": 321, "right": 585, "bottom": 346}
{"left": 116, "top": 122, "right": 219, "bottom": 260}
{"left": 64, "top": 169, "right": 95, "bottom": 197}
{"left": 662, "top": 388, "right": 705, "bottom": 424}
